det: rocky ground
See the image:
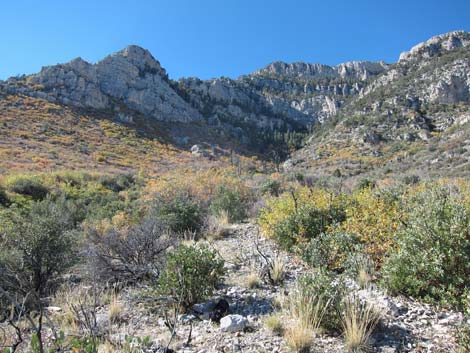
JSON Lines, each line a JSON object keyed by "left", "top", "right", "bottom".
{"left": 26, "top": 223, "right": 463, "bottom": 353}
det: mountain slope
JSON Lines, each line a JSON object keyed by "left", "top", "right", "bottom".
{"left": 288, "top": 30, "right": 470, "bottom": 180}
{"left": 1, "top": 31, "right": 469, "bottom": 179}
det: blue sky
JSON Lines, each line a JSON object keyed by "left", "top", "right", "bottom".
{"left": 1, "top": 0, "right": 469, "bottom": 80}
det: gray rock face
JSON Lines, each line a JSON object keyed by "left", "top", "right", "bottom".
{"left": 253, "top": 60, "right": 388, "bottom": 81}
{"left": 1, "top": 30, "right": 469, "bottom": 153}
{"left": 23, "top": 46, "right": 201, "bottom": 123}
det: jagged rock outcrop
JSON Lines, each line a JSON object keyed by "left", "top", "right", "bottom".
{"left": 2, "top": 46, "right": 201, "bottom": 123}
{"left": 253, "top": 60, "right": 388, "bottom": 80}
{"left": 0, "top": 30, "right": 469, "bottom": 165}
{"left": 399, "top": 30, "right": 470, "bottom": 62}
{"left": 289, "top": 31, "right": 470, "bottom": 180}
{"left": 240, "top": 61, "right": 388, "bottom": 123}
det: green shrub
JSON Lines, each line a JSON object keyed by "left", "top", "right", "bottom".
{"left": 0, "top": 196, "right": 80, "bottom": 314}
{"left": 210, "top": 185, "right": 249, "bottom": 223}
{"left": 156, "top": 192, "right": 204, "bottom": 234}
{"left": 456, "top": 292, "right": 470, "bottom": 353}
{"left": 381, "top": 185, "right": 470, "bottom": 308}
{"left": 296, "top": 270, "right": 345, "bottom": 332}
{"left": 260, "top": 179, "right": 282, "bottom": 197}
{"left": 7, "top": 176, "right": 49, "bottom": 200}
{"left": 272, "top": 205, "right": 345, "bottom": 250}
{"left": 0, "top": 186, "right": 10, "bottom": 207}
{"left": 98, "top": 173, "right": 135, "bottom": 192}
{"left": 158, "top": 244, "right": 224, "bottom": 309}
{"left": 356, "top": 178, "right": 376, "bottom": 190}
{"left": 301, "top": 231, "right": 362, "bottom": 272}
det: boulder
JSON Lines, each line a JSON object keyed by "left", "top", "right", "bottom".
{"left": 220, "top": 314, "right": 248, "bottom": 332}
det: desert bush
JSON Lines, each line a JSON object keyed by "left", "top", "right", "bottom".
{"left": 157, "top": 244, "right": 224, "bottom": 309}
{"left": 87, "top": 215, "right": 174, "bottom": 284}
{"left": 456, "top": 292, "right": 470, "bottom": 353}
{"left": 259, "top": 187, "right": 346, "bottom": 250}
{"left": 338, "top": 187, "right": 403, "bottom": 266}
{"left": 0, "top": 186, "right": 10, "bottom": 207}
{"left": 260, "top": 179, "right": 282, "bottom": 197}
{"left": 301, "top": 231, "right": 362, "bottom": 272}
{"left": 155, "top": 191, "right": 205, "bottom": 234}
{"left": 210, "top": 184, "right": 250, "bottom": 223}
{"left": 272, "top": 204, "right": 345, "bottom": 250}
{"left": 0, "top": 196, "right": 80, "bottom": 312}
{"left": 98, "top": 173, "right": 135, "bottom": 192}
{"left": 6, "top": 175, "right": 49, "bottom": 200}
{"left": 381, "top": 184, "right": 470, "bottom": 308}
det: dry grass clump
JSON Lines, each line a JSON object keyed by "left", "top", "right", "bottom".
{"left": 271, "top": 256, "right": 287, "bottom": 285}
{"left": 286, "top": 285, "right": 328, "bottom": 332}
{"left": 203, "top": 214, "right": 231, "bottom": 241}
{"left": 108, "top": 294, "right": 124, "bottom": 324}
{"left": 341, "top": 295, "right": 381, "bottom": 352}
{"left": 284, "top": 321, "right": 314, "bottom": 353}
{"left": 264, "top": 313, "right": 284, "bottom": 335}
{"left": 245, "top": 273, "right": 262, "bottom": 289}
{"left": 357, "top": 268, "right": 371, "bottom": 289}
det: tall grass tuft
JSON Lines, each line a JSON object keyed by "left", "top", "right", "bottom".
{"left": 341, "top": 295, "right": 381, "bottom": 352}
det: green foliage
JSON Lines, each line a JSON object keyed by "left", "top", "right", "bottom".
{"left": 68, "top": 336, "right": 99, "bottom": 353}
{"left": 301, "top": 231, "right": 362, "bottom": 272}
{"left": 210, "top": 184, "right": 249, "bottom": 223}
{"left": 297, "top": 270, "right": 345, "bottom": 332}
{"left": 456, "top": 292, "right": 470, "bottom": 353}
{"left": 355, "top": 178, "right": 376, "bottom": 190}
{"left": 0, "top": 196, "right": 80, "bottom": 299}
{"left": 158, "top": 244, "right": 224, "bottom": 309}
{"left": 98, "top": 173, "right": 135, "bottom": 192}
{"left": 156, "top": 192, "right": 204, "bottom": 234}
{"left": 272, "top": 204, "right": 345, "bottom": 250}
{"left": 260, "top": 179, "right": 282, "bottom": 197}
{"left": 0, "top": 187, "right": 10, "bottom": 207}
{"left": 381, "top": 185, "right": 470, "bottom": 308}
{"left": 7, "top": 176, "right": 49, "bottom": 200}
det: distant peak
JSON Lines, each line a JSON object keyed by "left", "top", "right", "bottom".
{"left": 101, "top": 45, "right": 164, "bottom": 74}
{"left": 399, "top": 30, "right": 470, "bottom": 62}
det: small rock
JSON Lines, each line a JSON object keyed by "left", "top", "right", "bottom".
{"left": 220, "top": 314, "right": 248, "bottom": 332}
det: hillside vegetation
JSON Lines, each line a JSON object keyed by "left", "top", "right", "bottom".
{"left": 0, "top": 30, "right": 470, "bottom": 353}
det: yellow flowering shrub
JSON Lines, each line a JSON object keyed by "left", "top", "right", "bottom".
{"left": 338, "top": 187, "right": 404, "bottom": 266}
{"left": 258, "top": 186, "right": 347, "bottom": 249}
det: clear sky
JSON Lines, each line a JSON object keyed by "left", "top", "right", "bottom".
{"left": 1, "top": 0, "right": 469, "bottom": 80}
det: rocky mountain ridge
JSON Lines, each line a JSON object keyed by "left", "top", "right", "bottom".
{"left": 1, "top": 30, "right": 469, "bottom": 178}
{"left": 1, "top": 45, "right": 202, "bottom": 123}
{"left": 288, "top": 30, "right": 470, "bottom": 179}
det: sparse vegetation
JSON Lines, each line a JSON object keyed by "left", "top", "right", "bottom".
{"left": 1, "top": 48, "right": 470, "bottom": 352}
